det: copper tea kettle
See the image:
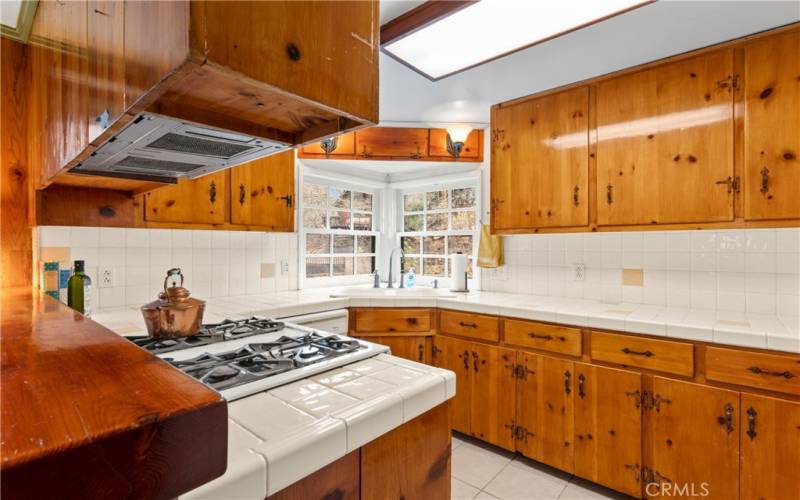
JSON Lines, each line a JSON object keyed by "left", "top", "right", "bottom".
{"left": 141, "top": 268, "right": 205, "bottom": 339}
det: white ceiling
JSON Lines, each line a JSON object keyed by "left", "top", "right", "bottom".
{"left": 378, "top": 0, "right": 800, "bottom": 124}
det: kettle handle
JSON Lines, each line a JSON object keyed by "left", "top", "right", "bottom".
{"left": 164, "top": 268, "right": 184, "bottom": 291}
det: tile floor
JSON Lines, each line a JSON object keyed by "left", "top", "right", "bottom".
{"left": 451, "top": 433, "right": 632, "bottom": 500}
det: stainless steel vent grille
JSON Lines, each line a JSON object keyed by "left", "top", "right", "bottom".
{"left": 113, "top": 156, "right": 205, "bottom": 173}
{"left": 146, "top": 132, "right": 255, "bottom": 158}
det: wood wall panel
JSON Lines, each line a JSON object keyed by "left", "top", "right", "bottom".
{"left": 87, "top": 0, "right": 125, "bottom": 143}
{"left": 37, "top": 185, "right": 137, "bottom": 228}
{"left": 1, "top": 38, "right": 32, "bottom": 289}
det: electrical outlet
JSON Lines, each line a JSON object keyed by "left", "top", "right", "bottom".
{"left": 280, "top": 260, "right": 289, "bottom": 275}
{"left": 98, "top": 267, "right": 115, "bottom": 288}
{"left": 573, "top": 263, "right": 586, "bottom": 282}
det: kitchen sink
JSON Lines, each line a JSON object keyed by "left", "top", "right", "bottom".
{"left": 329, "top": 287, "right": 458, "bottom": 298}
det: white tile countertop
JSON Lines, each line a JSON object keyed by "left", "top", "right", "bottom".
{"left": 182, "top": 354, "right": 455, "bottom": 499}
{"left": 93, "top": 287, "right": 799, "bottom": 353}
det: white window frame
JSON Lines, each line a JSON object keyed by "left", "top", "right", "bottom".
{"left": 299, "top": 174, "right": 382, "bottom": 287}
{"left": 395, "top": 179, "right": 480, "bottom": 288}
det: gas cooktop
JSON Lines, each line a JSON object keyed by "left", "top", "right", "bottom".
{"left": 126, "top": 317, "right": 388, "bottom": 401}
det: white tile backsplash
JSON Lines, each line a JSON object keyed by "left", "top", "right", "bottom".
{"left": 38, "top": 226, "right": 298, "bottom": 311}
{"left": 483, "top": 229, "right": 800, "bottom": 317}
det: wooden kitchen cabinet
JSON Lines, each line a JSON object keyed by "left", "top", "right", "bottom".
{"left": 87, "top": 0, "right": 125, "bottom": 143}
{"left": 491, "top": 86, "right": 589, "bottom": 231}
{"left": 743, "top": 30, "right": 800, "bottom": 221}
{"left": 144, "top": 171, "right": 228, "bottom": 225}
{"left": 595, "top": 49, "right": 735, "bottom": 226}
{"left": 433, "top": 335, "right": 473, "bottom": 434}
{"left": 368, "top": 336, "right": 430, "bottom": 364}
{"left": 574, "top": 363, "right": 643, "bottom": 498}
{"left": 644, "top": 378, "right": 739, "bottom": 500}
{"left": 230, "top": 150, "right": 295, "bottom": 231}
{"left": 739, "top": 394, "right": 800, "bottom": 500}
{"left": 355, "top": 127, "right": 429, "bottom": 159}
{"left": 515, "top": 352, "right": 575, "bottom": 472}
{"left": 470, "top": 343, "right": 517, "bottom": 450}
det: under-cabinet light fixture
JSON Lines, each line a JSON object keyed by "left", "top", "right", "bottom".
{"left": 382, "top": 0, "right": 652, "bottom": 81}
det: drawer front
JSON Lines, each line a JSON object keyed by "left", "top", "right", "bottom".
{"left": 705, "top": 346, "right": 800, "bottom": 395}
{"left": 590, "top": 331, "right": 694, "bottom": 377}
{"left": 439, "top": 310, "right": 499, "bottom": 342}
{"left": 353, "top": 308, "right": 432, "bottom": 333}
{"left": 504, "top": 319, "right": 582, "bottom": 356}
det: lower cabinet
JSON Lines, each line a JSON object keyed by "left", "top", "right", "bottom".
{"left": 739, "top": 394, "right": 800, "bottom": 500}
{"left": 366, "top": 335, "right": 430, "bottom": 364}
{"left": 644, "top": 378, "right": 740, "bottom": 500}
{"left": 432, "top": 336, "right": 516, "bottom": 449}
{"left": 515, "top": 352, "right": 575, "bottom": 472}
{"left": 573, "top": 363, "right": 643, "bottom": 498}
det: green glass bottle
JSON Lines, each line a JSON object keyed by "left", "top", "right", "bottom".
{"left": 67, "top": 260, "right": 92, "bottom": 317}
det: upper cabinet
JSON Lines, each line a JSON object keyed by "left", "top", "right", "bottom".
{"left": 596, "top": 49, "right": 735, "bottom": 226}
{"left": 356, "top": 127, "right": 429, "bottom": 159}
{"left": 229, "top": 150, "right": 295, "bottom": 231}
{"left": 491, "top": 86, "right": 589, "bottom": 231}
{"left": 144, "top": 171, "right": 228, "bottom": 225}
{"left": 27, "top": 0, "right": 379, "bottom": 190}
{"left": 490, "top": 25, "right": 799, "bottom": 234}
{"left": 743, "top": 30, "right": 800, "bottom": 221}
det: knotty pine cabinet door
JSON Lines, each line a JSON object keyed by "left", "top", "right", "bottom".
{"left": 229, "top": 151, "right": 295, "bottom": 230}
{"left": 574, "top": 363, "right": 642, "bottom": 498}
{"left": 515, "top": 352, "right": 575, "bottom": 472}
{"left": 144, "top": 171, "right": 228, "bottom": 224}
{"left": 739, "top": 394, "right": 800, "bottom": 500}
{"left": 470, "top": 343, "right": 517, "bottom": 451}
{"left": 596, "top": 50, "right": 735, "bottom": 226}
{"left": 432, "top": 336, "right": 473, "bottom": 435}
{"left": 491, "top": 87, "right": 589, "bottom": 231}
{"left": 644, "top": 378, "right": 739, "bottom": 500}
{"left": 743, "top": 30, "right": 800, "bottom": 221}
{"left": 355, "top": 127, "right": 428, "bottom": 159}
{"left": 367, "top": 336, "right": 430, "bottom": 365}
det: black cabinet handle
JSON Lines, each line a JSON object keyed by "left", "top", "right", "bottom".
{"left": 564, "top": 370, "right": 571, "bottom": 395}
{"left": 577, "top": 373, "right": 586, "bottom": 399}
{"left": 238, "top": 184, "right": 246, "bottom": 205}
{"left": 621, "top": 347, "right": 654, "bottom": 357}
{"left": 459, "top": 350, "right": 469, "bottom": 371}
{"left": 746, "top": 407, "right": 757, "bottom": 440}
{"left": 748, "top": 366, "right": 795, "bottom": 379}
{"left": 472, "top": 351, "right": 479, "bottom": 373}
{"left": 280, "top": 194, "right": 293, "bottom": 208}
{"left": 459, "top": 321, "right": 478, "bottom": 328}
{"left": 606, "top": 184, "right": 613, "bottom": 204}
{"left": 209, "top": 181, "right": 217, "bottom": 203}
{"left": 528, "top": 333, "right": 553, "bottom": 341}
{"left": 717, "top": 403, "right": 734, "bottom": 434}
{"left": 760, "top": 167, "right": 770, "bottom": 194}
{"left": 418, "top": 344, "right": 424, "bottom": 362}
{"left": 573, "top": 185, "right": 580, "bottom": 207}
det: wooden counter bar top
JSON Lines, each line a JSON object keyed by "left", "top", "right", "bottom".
{"left": 0, "top": 288, "right": 228, "bottom": 499}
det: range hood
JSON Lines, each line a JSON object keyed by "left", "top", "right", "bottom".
{"left": 71, "top": 114, "right": 289, "bottom": 183}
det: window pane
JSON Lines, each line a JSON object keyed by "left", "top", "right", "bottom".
{"left": 451, "top": 210, "right": 476, "bottom": 230}
{"left": 332, "top": 256, "right": 354, "bottom": 276}
{"left": 306, "top": 234, "right": 330, "bottom": 254}
{"left": 302, "top": 208, "right": 326, "bottom": 229}
{"left": 353, "top": 212, "right": 373, "bottom": 231}
{"left": 452, "top": 187, "right": 475, "bottom": 208}
{"left": 426, "top": 190, "right": 448, "bottom": 210}
{"left": 401, "top": 236, "right": 420, "bottom": 254}
{"left": 328, "top": 187, "right": 351, "bottom": 209}
{"left": 333, "top": 235, "right": 354, "bottom": 254}
{"left": 402, "top": 257, "right": 419, "bottom": 273}
{"left": 329, "top": 211, "right": 351, "bottom": 229}
{"left": 448, "top": 235, "right": 473, "bottom": 255}
{"left": 305, "top": 257, "right": 330, "bottom": 277}
{"left": 403, "top": 193, "right": 424, "bottom": 212}
{"left": 355, "top": 256, "right": 375, "bottom": 274}
{"left": 426, "top": 213, "right": 448, "bottom": 231}
{"left": 353, "top": 192, "right": 373, "bottom": 211}
{"left": 423, "top": 257, "right": 445, "bottom": 277}
{"left": 423, "top": 236, "right": 445, "bottom": 255}
{"left": 357, "top": 235, "right": 375, "bottom": 254}
{"left": 302, "top": 184, "right": 326, "bottom": 208}
{"left": 404, "top": 214, "right": 423, "bottom": 231}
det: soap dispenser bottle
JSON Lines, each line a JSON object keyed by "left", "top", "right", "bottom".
{"left": 405, "top": 267, "right": 416, "bottom": 288}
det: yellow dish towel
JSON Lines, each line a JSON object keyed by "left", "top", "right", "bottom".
{"left": 477, "top": 224, "right": 504, "bottom": 268}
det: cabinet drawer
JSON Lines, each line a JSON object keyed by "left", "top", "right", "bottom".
{"left": 705, "top": 347, "right": 800, "bottom": 395}
{"left": 439, "top": 310, "right": 499, "bottom": 342}
{"left": 353, "top": 308, "right": 432, "bottom": 333}
{"left": 504, "top": 319, "right": 582, "bottom": 356}
{"left": 590, "top": 331, "right": 694, "bottom": 377}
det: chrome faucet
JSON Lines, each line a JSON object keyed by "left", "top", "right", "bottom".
{"left": 372, "top": 268, "right": 380, "bottom": 288}
{"left": 387, "top": 247, "right": 405, "bottom": 288}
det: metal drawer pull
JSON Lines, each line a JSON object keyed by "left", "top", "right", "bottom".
{"left": 760, "top": 167, "right": 770, "bottom": 194}
{"left": 472, "top": 351, "right": 479, "bottom": 372}
{"left": 573, "top": 185, "right": 580, "bottom": 207}
{"left": 621, "top": 347, "right": 654, "bottom": 357}
{"left": 746, "top": 407, "right": 757, "bottom": 440}
{"left": 459, "top": 321, "right": 478, "bottom": 328}
{"left": 238, "top": 184, "right": 246, "bottom": 205}
{"left": 718, "top": 403, "right": 735, "bottom": 434}
{"left": 748, "top": 366, "right": 796, "bottom": 379}
{"left": 577, "top": 373, "right": 586, "bottom": 399}
{"left": 564, "top": 370, "right": 571, "bottom": 395}
{"left": 528, "top": 333, "right": 553, "bottom": 341}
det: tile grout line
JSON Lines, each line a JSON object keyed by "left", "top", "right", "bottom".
{"left": 472, "top": 455, "right": 516, "bottom": 497}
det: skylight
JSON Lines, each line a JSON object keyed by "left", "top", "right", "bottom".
{"left": 383, "top": 0, "right": 651, "bottom": 80}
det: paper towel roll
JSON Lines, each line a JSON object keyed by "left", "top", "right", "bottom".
{"left": 450, "top": 253, "right": 468, "bottom": 292}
